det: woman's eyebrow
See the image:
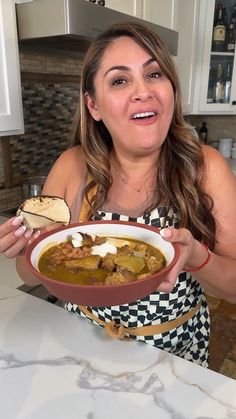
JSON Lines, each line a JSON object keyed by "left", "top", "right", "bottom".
{"left": 104, "top": 65, "right": 129, "bottom": 76}
{"left": 104, "top": 58, "right": 157, "bottom": 77}
{"left": 143, "top": 58, "right": 156, "bottom": 67}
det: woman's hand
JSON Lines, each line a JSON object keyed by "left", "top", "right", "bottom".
{"left": 155, "top": 227, "right": 208, "bottom": 293}
{"left": 0, "top": 216, "right": 40, "bottom": 258}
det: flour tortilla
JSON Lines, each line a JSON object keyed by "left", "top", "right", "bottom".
{"left": 17, "top": 195, "right": 71, "bottom": 229}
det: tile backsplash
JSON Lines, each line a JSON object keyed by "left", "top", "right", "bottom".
{"left": 186, "top": 115, "right": 236, "bottom": 143}
{"left": 10, "top": 81, "right": 78, "bottom": 177}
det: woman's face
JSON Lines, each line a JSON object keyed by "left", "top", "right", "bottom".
{"left": 85, "top": 36, "right": 174, "bottom": 158}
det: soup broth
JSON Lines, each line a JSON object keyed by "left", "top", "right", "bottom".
{"left": 38, "top": 232, "right": 166, "bottom": 286}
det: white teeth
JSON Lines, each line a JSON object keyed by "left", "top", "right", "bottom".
{"left": 132, "top": 111, "right": 156, "bottom": 119}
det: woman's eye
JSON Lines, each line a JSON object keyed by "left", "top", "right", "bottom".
{"left": 148, "top": 71, "right": 162, "bottom": 79}
{"left": 111, "top": 78, "right": 126, "bottom": 86}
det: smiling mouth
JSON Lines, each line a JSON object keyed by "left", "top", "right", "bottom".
{"left": 131, "top": 111, "right": 157, "bottom": 120}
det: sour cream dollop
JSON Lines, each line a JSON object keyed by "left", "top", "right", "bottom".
{"left": 91, "top": 242, "right": 117, "bottom": 257}
{"left": 71, "top": 232, "right": 83, "bottom": 248}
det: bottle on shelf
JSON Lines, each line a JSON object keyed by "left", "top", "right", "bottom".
{"left": 231, "top": 2, "right": 236, "bottom": 40}
{"left": 223, "top": 7, "right": 229, "bottom": 34}
{"left": 207, "top": 66, "right": 217, "bottom": 103}
{"left": 215, "top": 63, "right": 225, "bottom": 103}
{"left": 199, "top": 122, "right": 208, "bottom": 144}
{"left": 227, "top": 22, "right": 235, "bottom": 52}
{"left": 224, "top": 63, "right": 232, "bottom": 103}
{"left": 212, "top": 3, "right": 226, "bottom": 52}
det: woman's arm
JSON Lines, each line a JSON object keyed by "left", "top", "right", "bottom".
{"left": 16, "top": 146, "right": 85, "bottom": 286}
{"left": 193, "top": 145, "right": 236, "bottom": 302}
{"left": 158, "top": 146, "right": 236, "bottom": 303}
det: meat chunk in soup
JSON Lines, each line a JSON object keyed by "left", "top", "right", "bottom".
{"left": 64, "top": 255, "right": 101, "bottom": 270}
{"left": 105, "top": 270, "right": 135, "bottom": 285}
{"left": 146, "top": 255, "right": 166, "bottom": 273}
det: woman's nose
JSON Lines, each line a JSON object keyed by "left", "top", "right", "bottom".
{"left": 131, "top": 80, "right": 152, "bottom": 102}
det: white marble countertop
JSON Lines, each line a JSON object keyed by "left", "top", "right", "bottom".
{"left": 0, "top": 284, "right": 235, "bottom": 419}
{"left": 0, "top": 253, "right": 23, "bottom": 288}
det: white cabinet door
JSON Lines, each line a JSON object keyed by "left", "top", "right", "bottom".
{"left": 174, "top": 0, "right": 199, "bottom": 114}
{"left": 0, "top": 0, "right": 24, "bottom": 136}
{"left": 142, "top": 0, "right": 177, "bottom": 29}
{"left": 105, "top": 0, "right": 143, "bottom": 17}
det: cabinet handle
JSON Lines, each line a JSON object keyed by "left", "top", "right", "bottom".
{"left": 232, "top": 101, "right": 236, "bottom": 105}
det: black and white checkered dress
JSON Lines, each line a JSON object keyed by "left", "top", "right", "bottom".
{"left": 65, "top": 206, "right": 210, "bottom": 367}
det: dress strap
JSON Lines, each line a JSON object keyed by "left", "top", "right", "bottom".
{"left": 78, "top": 299, "right": 202, "bottom": 339}
{"left": 79, "top": 174, "right": 97, "bottom": 221}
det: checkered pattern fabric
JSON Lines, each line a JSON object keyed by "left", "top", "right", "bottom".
{"left": 65, "top": 208, "right": 210, "bottom": 367}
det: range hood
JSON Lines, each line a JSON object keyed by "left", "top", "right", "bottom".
{"left": 16, "top": 0, "right": 178, "bottom": 56}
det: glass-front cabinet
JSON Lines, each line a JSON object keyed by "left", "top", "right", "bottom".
{"left": 194, "top": 0, "right": 236, "bottom": 114}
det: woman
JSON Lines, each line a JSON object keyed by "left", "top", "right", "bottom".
{"left": 1, "top": 22, "right": 236, "bottom": 367}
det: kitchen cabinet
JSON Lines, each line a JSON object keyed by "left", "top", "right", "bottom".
{"left": 0, "top": 0, "right": 24, "bottom": 136}
{"left": 174, "top": 0, "right": 199, "bottom": 114}
{"left": 105, "top": 0, "right": 143, "bottom": 17}
{"left": 192, "top": 0, "right": 236, "bottom": 114}
{"left": 142, "top": 0, "right": 177, "bottom": 29}
{"left": 106, "top": 0, "right": 177, "bottom": 27}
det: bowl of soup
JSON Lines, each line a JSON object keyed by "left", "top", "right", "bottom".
{"left": 26, "top": 221, "right": 180, "bottom": 307}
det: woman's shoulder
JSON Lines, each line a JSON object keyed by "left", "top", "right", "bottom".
{"left": 201, "top": 144, "right": 236, "bottom": 192}
{"left": 202, "top": 144, "right": 231, "bottom": 173}
{"left": 42, "top": 145, "right": 87, "bottom": 204}
{"left": 50, "top": 145, "right": 86, "bottom": 174}
{"left": 57, "top": 145, "right": 85, "bottom": 165}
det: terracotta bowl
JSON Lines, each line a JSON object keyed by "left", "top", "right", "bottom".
{"left": 26, "top": 221, "right": 180, "bottom": 307}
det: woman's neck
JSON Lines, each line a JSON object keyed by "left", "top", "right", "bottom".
{"left": 109, "top": 150, "right": 158, "bottom": 209}
{"left": 111, "top": 150, "right": 158, "bottom": 187}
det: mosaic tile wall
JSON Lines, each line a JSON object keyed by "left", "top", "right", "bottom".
{"left": 10, "top": 82, "right": 79, "bottom": 177}
{"left": 0, "top": 187, "right": 22, "bottom": 212}
{"left": 20, "top": 50, "right": 83, "bottom": 76}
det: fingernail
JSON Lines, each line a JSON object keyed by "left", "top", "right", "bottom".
{"left": 12, "top": 215, "right": 24, "bottom": 226}
{"left": 33, "top": 231, "right": 40, "bottom": 239}
{"left": 15, "top": 226, "right": 27, "bottom": 237}
{"left": 24, "top": 229, "right": 33, "bottom": 239}
{"left": 160, "top": 228, "right": 172, "bottom": 239}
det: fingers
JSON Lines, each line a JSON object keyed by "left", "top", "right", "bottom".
{"left": 156, "top": 282, "right": 176, "bottom": 293}
{"left": 160, "top": 227, "right": 192, "bottom": 245}
{"left": 0, "top": 216, "right": 24, "bottom": 239}
{"left": 156, "top": 262, "right": 181, "bottom": 292}
{"left": 155, "top": 240, "right": 189, "bottom": 292}
{"left": 0, "top": 217, "right": 41, "bottom": 258}
{"left": 4, "top": 234, "right": 31, "bottom": 258}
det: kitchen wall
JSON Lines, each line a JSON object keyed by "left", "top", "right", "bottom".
{"left": 1, "top": 48, "right": 236, "bottom": 211}
{"left": 186, "top": 115, "right": 236, "bottom": 143}
{"left": 0, "top": 49, "right": 83, "bottom": 210}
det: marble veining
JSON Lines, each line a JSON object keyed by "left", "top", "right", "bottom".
{"left": 0, "top": 284, "right": 235, "bottom": 419}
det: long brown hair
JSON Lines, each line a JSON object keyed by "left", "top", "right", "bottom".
{"left": 70, "top": 22, "right": 216, "bottom": 249}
